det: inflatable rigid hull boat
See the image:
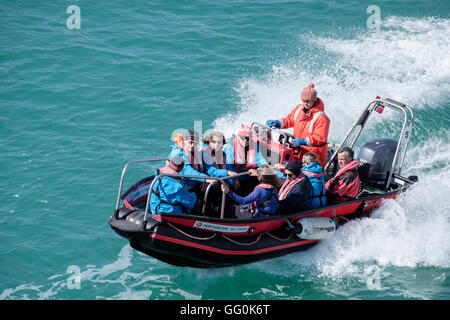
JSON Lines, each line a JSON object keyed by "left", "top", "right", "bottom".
{"left": 109, "top": 98, "right": 417, "bottom": 268}
{"left": 110, "top": 190, "right": 400, "bottom": 268}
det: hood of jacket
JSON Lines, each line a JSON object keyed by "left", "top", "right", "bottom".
{"left": 301, "top": 162, "right": 323, "bottom": 174}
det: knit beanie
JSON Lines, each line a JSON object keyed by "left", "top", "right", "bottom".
{"left": 301, "top": 83, "right": 318, "bottom": 101}
{"left": 285, "top": 160, "right": 302, "bottom": 177}
{"left": 169, "top": 156, "right": 185, "bottom": 172}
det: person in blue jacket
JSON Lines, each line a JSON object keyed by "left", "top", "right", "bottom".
{"left": 169, "top": 130, "right": 237, "bottom": 189}
{"left": 150, "top": 156, "right": 198, "bottom": 215}
{"left": 221, "top": 165, "right": 281, "bottom": 218}
{"left": 301, "top": 152, "right": 327, "bottom": 209}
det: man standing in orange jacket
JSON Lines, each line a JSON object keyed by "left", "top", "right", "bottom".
{"left": 266, "top": 83, "right": 330, "bottom": 167}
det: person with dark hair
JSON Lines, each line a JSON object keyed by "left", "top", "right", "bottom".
{"left": 150, "top": 156, "right": 198, "bottom": 215}
{"left": 221, "top": 165, "right": 281, "bottom": 218}
{"left": 278, "top": 161, "right": 312, "bottom": 214}
{"left": 325, "top": 147, "right": 361, "bottom": 204}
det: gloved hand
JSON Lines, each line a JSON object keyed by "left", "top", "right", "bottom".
{"left": 292, "top": 138, "right": 307, "bottom": 147}
{"left": 266, "top": 119, "right": 281, "bottom": 128}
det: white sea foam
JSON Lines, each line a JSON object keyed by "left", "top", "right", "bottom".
{"left": 297, "top": 167, "right": 450, "bottom": 279}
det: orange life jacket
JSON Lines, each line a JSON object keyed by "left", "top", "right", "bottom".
{"left": 233, "top": 136, "right": 257, "bottom": 172}
{"left": 281, "top": 98, "right": 330, "bottom": 167}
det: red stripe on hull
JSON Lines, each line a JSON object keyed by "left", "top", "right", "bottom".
{"left": 150, "top": 233, "right": 318, "bottom": 256}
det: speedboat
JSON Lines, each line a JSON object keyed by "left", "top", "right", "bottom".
{"left": 109, "top": 97, "right": 418, "bottom": 268}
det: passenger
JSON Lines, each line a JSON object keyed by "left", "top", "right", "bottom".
{"left": 150, "top": 156, "right": 198, "bottom": 215}
{"left": 301, "top": 152, "right": 327, "bottom": 209}
{"left": 201, "top": 131, "right": 239, "bottom": 213}
{"left": 265, "top": 83, "right": 330, "bottom": 167}
{"left": 224, "top": 123, "right": 283, "bottom": 194}
{"left": 278, "top": 160, "right": 312, "bottom": 214}
{"left": 202, "top": 131, "right": 228, "bottom": 169}
{"left": 202, "top": 131, "right": 239, "bottom": 182}
{"left": 166, "top": 133, "right": 184, "bottom": 167}
{"left": 172, "top": 133, "right": 184, "bottom": 150}
{"left": 169, "top": 130, "right": 235, "bottom": 189}
{"left": 223, "top": 123, "right": 269, "bottom": 172}
{"left": 325, "top": 147, "right": 361, "bottom": 204}
{"left": 221, "top": 165, "right": 281, "bottom": 218}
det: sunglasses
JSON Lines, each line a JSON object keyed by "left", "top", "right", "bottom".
{"left": 286, "top": 173, "right": 295, "bottom": 178}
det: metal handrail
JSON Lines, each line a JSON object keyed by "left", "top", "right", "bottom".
{"left": 323, "top": 97, "right": 414, "bottom": 189}
{"left": 115, "top": 156, "right": 252, "bottom": 221}
{"left": 144, "top": 172, "right": 250, "bottom": 222}
{"left": 202, "top": 172, "right": 251, "bottom": 215}
{"left": 115, "top": 158, "right": 167, "bottom": 211}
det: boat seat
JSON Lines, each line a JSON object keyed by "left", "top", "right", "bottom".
{"left": 356, "top": 184, "right": 386, "bottom": 199}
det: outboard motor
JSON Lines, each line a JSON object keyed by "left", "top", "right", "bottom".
{"left": 357, "top": 138, "right": 398, "bottom": 187}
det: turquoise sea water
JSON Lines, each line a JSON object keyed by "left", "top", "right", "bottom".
{"left": 1, "top": 0, "right": 449, "bottom": 300}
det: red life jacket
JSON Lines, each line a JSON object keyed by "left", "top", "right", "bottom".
{"left": 160, "top": 166, "right": 179, "bottom": 176}
{"left": 182, "top": 146, "right": 204, "bottom": 173}
{"left": 325, "top": 160, "right": 361, "bottom": 201}
{"left": 233, "top": 136, "right": 257, "bottom": 171}
{"left": 159, "top": 166, "right": 183, "bottom": 184}
{"left": 202, "top": 145, "right": 226, "bottom": 169}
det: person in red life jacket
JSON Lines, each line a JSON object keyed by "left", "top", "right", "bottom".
{"left": 265, "top": 83, "right": 331, "bottom": 167}
{"left": 150, "top": 156, "right": 199, "bottom": 215}
{"left": 224, "top": 123, "right": 269, "bottom": 172}
{"left": 223, "top": 123, "right": 273, "bottom": 194}
{"left": 221, "top": 165, "right": 281, "bottom": 218}
{"left": 200, "top": 131, "right": 240, "bottom": 214}
{"left": 325, "top": 147, "right": 361, "bottom": 204}
{"left": 278, "top": 160, "right": 312, "bottom": 214}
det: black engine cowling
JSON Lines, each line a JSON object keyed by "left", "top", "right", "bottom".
{"left": 357, "top": 138, "right": 398, "bottom": 187}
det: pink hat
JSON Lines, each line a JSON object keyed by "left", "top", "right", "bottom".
{"left": 301, "top": 83, "right": 317, "bottom": 101}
